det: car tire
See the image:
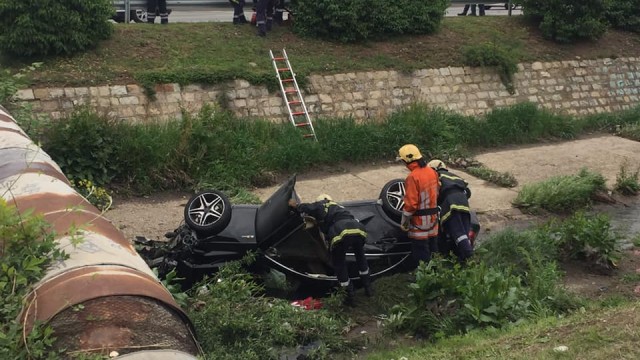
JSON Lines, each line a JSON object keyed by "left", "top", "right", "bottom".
{"left": 184, "top": 190, "right": 232, "bottom": 236}
{"left": 131, "top": 9, "right": 148, "bottom": 23}
{"left": 379, "top": 178, "right": 405, "bottom": 222}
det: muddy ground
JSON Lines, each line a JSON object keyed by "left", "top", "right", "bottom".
{"left": 106, "top": 134, "right": 640, "bottom": 301}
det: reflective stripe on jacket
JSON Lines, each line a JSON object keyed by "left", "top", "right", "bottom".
{"left": 436, "top": 169, "right": 471, "bottom": 223}
{"left": 297, "top": 200, "right": 366, "bottom": 249}
{"left": 403, "top": 162, "right": 440, "bottom": 240}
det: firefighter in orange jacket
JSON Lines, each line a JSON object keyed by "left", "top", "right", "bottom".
{"left": 397, "top": 144, "right": 440, "bottom": 265}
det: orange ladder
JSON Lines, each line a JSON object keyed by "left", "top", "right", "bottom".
{"left": 269, "top": 49, "right": 318, "bottom": 141}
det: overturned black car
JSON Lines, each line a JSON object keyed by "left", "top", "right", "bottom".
{"left": 135, "top": 175, "right": 480, "bottom": 291}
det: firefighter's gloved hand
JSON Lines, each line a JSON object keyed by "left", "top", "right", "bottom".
{"left": 400, "top": 213, "right": 411, "bottom": 232}
{"left": 288, "top": 199, "right": 298, "bottom": 208}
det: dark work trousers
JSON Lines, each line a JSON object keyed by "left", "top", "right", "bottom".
{"left": 439, "top": 211, "right": 474, "bottom": 262}
{"left": 255, "top": 0, "right": 275, "bottom": 35}
{"left": 330, "top": 234, "right": 370, "bottom": 287}
{"left": 147, "top": 0, "right": 168, "bottom": 23}
{"left": 410, "top": 239, "right": 434, "bottom": 268}
{"left": 231, "top": 0, "right": 246, "bottom": 24}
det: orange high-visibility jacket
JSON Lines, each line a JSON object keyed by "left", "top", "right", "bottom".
{"left": 402, "top": 162, "right": 440, "bottom": 240}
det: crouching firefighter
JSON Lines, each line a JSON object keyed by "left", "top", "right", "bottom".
{"left": 397, "top": 144, "right": 441, "bottom": 267}
{"left": 289, "top": 194, "right": 373, "bottom": 306}
{"left": 428, "top": 159, "right": 474, "bottom": 263}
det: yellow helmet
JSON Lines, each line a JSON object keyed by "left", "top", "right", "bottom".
{"left": 427, "top": 159, "right": 447, "bottom": 170}
{"left": 316, "top": 193, "right": 332, "bottom": 202}
{"left": 397, "top": 144, "right": 423, "bottom": 163}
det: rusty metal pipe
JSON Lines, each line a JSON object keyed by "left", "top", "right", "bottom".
{"left": 0, "top": 106, "right": 200, "bottom": 358}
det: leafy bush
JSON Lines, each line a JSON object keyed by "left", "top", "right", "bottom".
{"left": 606, "top": 0, "right": 640, "bottom": 33}
{"left": 292, "top": 0, "right": 448, "bottom": 42}
{"left": 521, "top": 0, "right": 608, "bottom": 43}
{"left": 614, "top": 161, "right": 640, "bottom": 195}
{"left": 465, "top": 166, "right": 518, "bottom": 188}
{"left": 387, "top": 256, "right": 565, "bottom": 337}
{"left": 462, "top": 42, "right": 519, "bottom": 94}
{"left": 187, "top": 257, "right": 351, "bottom": 359}
{"left": 549, "top": 211, "right": 622, "bottom": 269}
{"left": 0, "top": 0, "right": 113, "bottom": 57}
{"left": 39, "top": 108, "right": 120, "bottom": 186}
{"left": 0, "top": 199, "right": 67, "bottom": 359}
{"left": 513, "top": 168, "right": 607, "bottom": 213}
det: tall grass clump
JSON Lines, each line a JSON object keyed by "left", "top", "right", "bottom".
{"left": 465, "top": 166, "right": 518, "bottom": 188}
{"left": 578, "top": 105, "right": 640, "bottom": 133}
{"left": 462, "top": 42, "right": 520, "bottom": 94}
{"left": 513, "top": 168, "right": 607, "bottom": 213}
{"left": 187, "top": 257, "right": 351, "bottom": 360}
{"left": 616, "top": 123, "right": 640, "bottom": 142}
{"left": 464, "top": 102, "right": 577, "bottom": 148}
{"left": 614, "top": 161, "right": 640, "bottom": 195}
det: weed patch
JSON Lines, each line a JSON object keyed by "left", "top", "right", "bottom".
{"left": 462, "top": 42, "right": 520, "bottom": 94}
{"left": 465, "top": 166, "right": 518, "bottom": 188}
{"left": 614, "top": 161, "right": 640, "bottom": 195}
{"left": 513, "top": 168, "right": 607, "bottom": 213}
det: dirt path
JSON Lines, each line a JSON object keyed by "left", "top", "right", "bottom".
{"left": 106, "top": 135, "right": 640, "bottom": 241}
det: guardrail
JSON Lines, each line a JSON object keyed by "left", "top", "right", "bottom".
{"left": 113, "top": 0, "right": 518, "bottom": 22}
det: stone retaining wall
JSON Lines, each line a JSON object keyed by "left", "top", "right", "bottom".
{"left": 14, "top": 57, "right": 640, "bottom": 122}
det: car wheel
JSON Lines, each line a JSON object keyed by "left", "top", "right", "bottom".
{"left": 184, "top": 190, "right": 232, "bottom": 236}
{"left": 131, "top": 9, "right": 148, "bottom": 23}
{"left": 379, "top": 178, "right": 405, "bottom": 222}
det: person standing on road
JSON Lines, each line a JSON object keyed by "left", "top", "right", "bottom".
{"left": 458, "top": 3, "right": 486, "bottom": 16}
{"left": 230, "top": 0, "right": 248, "bottom": 24}
{"left": 427, "top": 159, "right": 474, "bottom": 263}
{"left": 397, "top": 144, "right": 440, "bottom": 267}
{"left": 288, "top": 194, "right": 373, "bottom": 307}
{"left": 147, "top": 0, "right": 169, "bottom": 24}
{"left": 254, "top": 0, "right": 275, "bottom": 36}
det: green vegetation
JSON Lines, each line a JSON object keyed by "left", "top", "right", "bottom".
{"left": 617, "top": 123, "right": 640, "bottom": 142}
{"left": 0, "top": 0, "right": 113, "bottom": 57}
{"left": 513, "top": 168, "right": 607, "bottom": 213}
{"left": 16, "top": 103, "right": 640, "bottom": 194}
{"left": 462, "top": 42, "right": 520, "bottom": 94}
{"left": 607, "top": 0, "right": 640, "bottom": 33}
{"left": 614, "top": 161, "right": 640, "bottom": 195}
{"left": 3, "top": 17, "right": 638, "bottom": 89}
{"left": 465, "top": 165, "right": 518, "bottom": 188}
{"left": 185, "top": 255, "right": 352, "bottom": 360}
{"left": 521, "top": 0, "right": 608, "bottom": 43}
{"left": 0, "top": 200, "right": 67, "bottom": 359}
{"left": 293, "top": 0, "right": 448, "bottom": 42}
{"left": 369, "top": 302, "right": 640, "bottom": 360}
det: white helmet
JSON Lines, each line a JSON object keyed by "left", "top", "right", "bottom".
{"left": 427, "top": 159, "right": 447, "bottom": 170}
{"left": 316, "top": 193, "right": 332, "bottom": 202}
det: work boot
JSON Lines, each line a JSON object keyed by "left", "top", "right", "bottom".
{"left": 160, "top": 14, "right": 169, "bottom": 24}
{"left": 343, "top": 283, "right": 355, "bottom": 307}
{"left": 257, "top": 24, "right": 266, "bottom": 37}
{"left": 361, "top": 273, "right": 373, "bottom": 297}
{"left": 458, "top": 4, "right": 469, "bottom": 16}
{"left": 147, "top": 15, "right": 156, "bottom": 24}
{"left": 266, "top": 19, "right": 273, "bottom": 31}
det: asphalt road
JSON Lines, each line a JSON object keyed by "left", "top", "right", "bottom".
{"left": 142, "top": 5, "right": 522, "bottom": 23}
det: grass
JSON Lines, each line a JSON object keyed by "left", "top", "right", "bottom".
{"left": 465, "top": 165, "right": 518, "bottom": 188}
{"left": 4, "top": 17, "right": 640, "bottom": 88}
{"left": 367, "top": 302, "right": 640, "bottom": 360}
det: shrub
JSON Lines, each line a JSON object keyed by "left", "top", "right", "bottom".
{"left": 462, "top": 42, "right": 519, "bottom": 94}
{"left": 39, "top": 108, "right": 120, "bottom": 186}
{"left": 617, "top": 123, "right": 640, "bottom": 142}
{"left": 0, "top": 63, "right": 42, "bottom": 108}
{"left": 187, "top": 257, "right": 351, "bottom": 359}
{"left": 513, "top": 168, "right": 607, "bottom": 213}
{"left": 292, "top": 0, "right": 448, "bottom": 42}
{"left": 521, "top": 0, "right": 608, "bottom": 43}
{"left": 0, "top": 0, "right": 114, "bottom": 57}
{"left": 614, "top": 161, "right": 640, "bottom": 195}
{"left": 70, "top": 179, "right": 113, "bottom": 212}
{"left": 550, "top": 211, "right": 622, "bottom": 269}
{"left": 0, "top": 199, "right": 67, "bottom": 359}
{"left": 606, "top": 0, "right": 640, "bottom": 33}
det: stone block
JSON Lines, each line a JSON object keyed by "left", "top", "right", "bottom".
{"left": 110, "top": 85, "right": 127, "bottom": 96}
{"left": 119, "top": 96, "right": 139, "bottom": 105}
{"left": 64, "top": 88, "right": 76, "bottom": 97}
{"left": 49, "top": 88, "right": 64, "bottom": 98}
{"left": 98, "top": 86, "right": 110, "bottom": 96}
{"left": 14, "top": 89, "right": 35, "bottom": 101}
{"left": 531, "top": 62, "right": 544, "bottom": 70}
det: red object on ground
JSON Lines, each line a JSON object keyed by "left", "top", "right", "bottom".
{"left": 251, "top": 12, "right": 257, "bottom": 26}
{"left": 291, "top": 297, "right": 323, "bottom": 310}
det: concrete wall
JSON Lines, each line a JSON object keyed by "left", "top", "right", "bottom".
{"left": 14, "top": 56, "right": 640, "bottom": 122}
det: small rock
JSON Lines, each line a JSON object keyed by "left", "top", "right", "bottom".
{"left": 109, "top": 351, "right": 119, "bottom": 358}
{"left": 554, "top": 345, "right": 569, "bottom": 352}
